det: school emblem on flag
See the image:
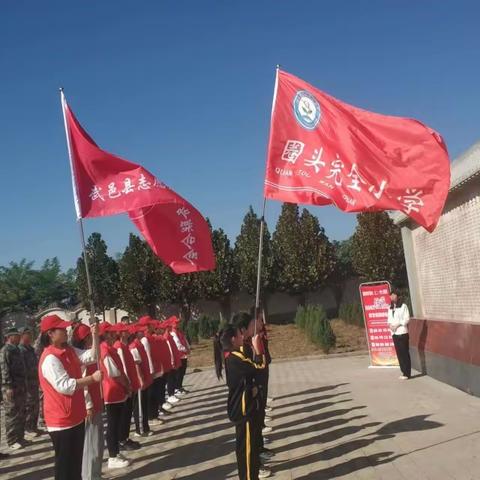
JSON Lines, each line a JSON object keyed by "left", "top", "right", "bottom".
{"left": 293, "top": 90, "right": 321, "bottom": 130}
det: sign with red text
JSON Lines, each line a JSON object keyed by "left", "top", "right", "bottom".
{"left": 360, "top": 282, "right": 398, "bottom": 367}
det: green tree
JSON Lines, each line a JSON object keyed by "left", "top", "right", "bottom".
{"left": 298, "top": 208, "right": 336, "bottom": 294}
{"left": 76, "top": 232, "right": 119, "bottom": 314}
{"left": 351, "top": 212, "right": 407, "bottom": 286}
{"left": 329, "top": 238, "right": 355, "bottom": 307}
{"left": 118, "top": 234, "right": 173, "bottom": 316}
{"left": 272, "top": 203, "right": 302, "bottom": 293}
{"left": 233, "top": 206, "right": 273, "bottom": 296}
{"left": 199, "top": 225, "right": 235, "bottom": 315}
{"left": 0, "top": 260, "right": 38, "bottom": 315}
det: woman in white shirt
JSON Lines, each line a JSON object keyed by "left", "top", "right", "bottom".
{"left": 387, "top": 292, "right": 411, "bottom": 379}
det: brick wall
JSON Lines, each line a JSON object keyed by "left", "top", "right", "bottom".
{"left": 412, "top": 195, "right": 480, "bottom": 322}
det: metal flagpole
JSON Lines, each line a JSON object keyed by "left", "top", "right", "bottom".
{"left": 254, "top": 65, "right": 279, "bottom": 336}
{"left": 60, "top": 88, "right": 97, "bottom": 325}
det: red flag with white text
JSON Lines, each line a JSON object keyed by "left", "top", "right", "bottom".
{"left": 61, "top": 93, "right": 215, "bottom": 273}
{"left": 264, "top": 69, "right": 450, "bottom": 232}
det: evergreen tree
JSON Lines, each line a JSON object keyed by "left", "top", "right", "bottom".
{"left": 351, "top": 212, "right": 407, "bottom": 286}
{"left": 118, "top": 234, "right": 173, "bottom": 316}
{"left": 233, "top": 206, "right": 273, "bottom": 296}
{"left": 272, "top": 203, "right": 302, "bottom": 293}
{"left": 76, "top": 232, "right": 119, "bottom": 314}
{"left": 298, "top": 208, "right": 336, "bottom": 292}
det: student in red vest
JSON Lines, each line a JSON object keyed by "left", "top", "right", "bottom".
{"left": 38, "top": 315, "right": 102, "bottom": 480}
{"left": 169, "top": 317, "right": 191, "bottom": 396}
{"left": 138, "top": 316, "right": 169, "bottom": 421}
{"left": 71, "top": 323, "right": 104, "bottom": 480}
{"left": 159, "top": 319, "right": 183, "bottom": 407}
{"left": 99, "top": 322, "right": 132, "bottom": 470}
{"left": 112, "top": 324, "right": 141, "bottom": 452}
{"left": 152, "top": 320, "right": 176, "bottom": 414}
{"left": 128, "top": 324, "right": 153, "bottom": 437}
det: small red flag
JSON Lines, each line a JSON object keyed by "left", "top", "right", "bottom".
{"left": 264, "top": 69, "right": 450, "bottom": 232}
{"left": 61, "top": 93, "right": 215, "bottom": 273}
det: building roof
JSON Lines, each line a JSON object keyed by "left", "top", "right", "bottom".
{"left": 390, "top": 140, "right": 480, "bottom": 226}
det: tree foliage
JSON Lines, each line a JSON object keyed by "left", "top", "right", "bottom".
{"left": 76, "top": 232, "right": 119, "bottom": 313}
{"left": 351, "top": 212, "right": 407, "bottom": 287}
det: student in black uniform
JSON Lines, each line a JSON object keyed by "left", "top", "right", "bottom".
{"left": 214, "top": 323, "right": 271, "bottom": 480}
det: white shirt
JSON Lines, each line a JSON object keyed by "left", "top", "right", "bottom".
{"left": 171, "top": 331, "right": 188, "bottom": 354}
{"left": 41, "top": 347, "right": 96, "bottom": 432}
{"left": 140, "top": 337, "right": 154, "bottom": 374}
{"left": 130, "top": 347, "right": 141, "bottom": 364}
{"left": 387, "top": 303, "right": 410, "bottom": 336}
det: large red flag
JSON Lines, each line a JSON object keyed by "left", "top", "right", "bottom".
{"left": 61, "top": 92, "right": 215, "bottom": 273}
{"left": 264, "top": 69, "right": 450, "bottom": 232}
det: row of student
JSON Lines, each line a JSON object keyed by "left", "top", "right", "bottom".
{"left": 37, "top": 313, "right": 190, "bottom": 480}
{"left": 214, "top": 312, "right": 274, "bottom": 480}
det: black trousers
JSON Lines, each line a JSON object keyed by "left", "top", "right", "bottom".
{"left": 393, "top": 333, "right": 411, "bottom": 378}
{"left": 235, "top": 417, "right": 261, "bottom": 480}
{"left": 176, "top": 359, "right": 188, "bottom": 390}
{"left": 133, "top": 389, "right": 150, "bottom": 434}
{"left": 166, "top": 370, "right": 177, "bottom": 397}
{"left": 119, "top": 395, "right": 133, "bottom": 443}
{"left": 148, "top": 376, "right": 166, "bottom": 419}
{"left": 105, "top": 402, "right": 124, "bottom": 458}
{"left": 49, "top": 422, "right": 85, "bottom": 480}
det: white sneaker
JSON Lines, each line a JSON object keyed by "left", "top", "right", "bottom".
{"left": 167, "top": 395, "right": 180, "bottom": 404}
{"left": 108, "top": 456, "right": 130, "bottom": 469}
{"left": 25, "top": 430, "right": 39, "bottom": 438}
{"left": 264, "top": 416, "right": 272, "bottom": 423}
{"left": 259, "top": 468, "right": 271, "bottom": 478}
{"left": 263, "top": 436, "right": 271, "bottom": 444}
{"left": 265, "top": 406, "right": 273, "bottom": 413}
{"left": 162, "top": 402, "right": 174, "bottom": 411}
{"left": 267, "top": 397, "right": 274, "bottom": 404}
{"left": 150, "top": 418, "right": 164, "bottom": 426}
{"left": 175, "top": 389, "right": 186, "bottom": 397}
{"left": 262, "top": 426, "right": 273, "bottom": 435}
{"left": 9, "top": 442, "right": 23, "bottom": 451}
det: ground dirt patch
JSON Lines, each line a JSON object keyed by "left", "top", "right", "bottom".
{"left": 188, "top": 319, "right": 367, "bottom": 369}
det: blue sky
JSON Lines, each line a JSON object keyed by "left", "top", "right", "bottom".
{"left": 1, "top": 1, "right": 479, "bottom": 269}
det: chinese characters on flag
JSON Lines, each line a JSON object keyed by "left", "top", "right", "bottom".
{"left": 62, "top": 92, "right": 215, "bottom": 274}
{"left": 264, "top": 69, "right": 451, "bottom": 232}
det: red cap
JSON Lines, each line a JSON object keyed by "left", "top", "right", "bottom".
{"left": 72, "top": 323, "right": 91, "bottom": 342}
{"left": 138, "top": 315, "right": 154, "bottom": 326}
{"left": 98, "top": 322, "right": 112, "bottom": 336}
{"left": 110, "top": 323, "right": 129, "bottom": 333}
{"left": 40, "top": 315, "right": 72, "bottom": 333}
{"left": 129, "top": 324, "right": 147, "bottom": 335}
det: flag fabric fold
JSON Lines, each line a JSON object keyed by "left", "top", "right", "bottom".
{"left": 264, "top": 69, "right": 451, "bottom": 232}
{"left": 61, "top": 92, "right": 215, "bottom": 273}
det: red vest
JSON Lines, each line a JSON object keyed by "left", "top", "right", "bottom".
{"left": 129, "top": 339, "right": 152, "bottom": 390}
{"left": 155, "top": 335, "right": 173, "bottom": 373}
{"left": 114, "top": 340, "right": 140, "bottom": 392}
{"left": 166, "top": 334, "right": 182, "bottom": 369}
{"left": 85, "top": 363, "right": 103, "bottom": 414}
{"left": 100, "top": 342, "right": 127, "bottom": 404}
{"left": 145, "top": 333, "right": 164, "bottom": 375}
{"left": 38, "top": 345, "right": 86, "bottom": 429}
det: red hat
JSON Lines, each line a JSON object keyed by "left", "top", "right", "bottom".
{"left": 138, "top": 315, "right": 154, "bottom": 326}
{"left": 110, "top": 323, "right": 129, "bottom": 333}
{"left": 98, "top": 322, "right": 112, "bottom": 336}
{"left": 129, "top": 324, "right": 147, "bottom": 335}
{"left": 40, "top": 315, "right": 72, "bottom": 333}
{"left": 72, "top": 323, "right": 91, "bottom": 342}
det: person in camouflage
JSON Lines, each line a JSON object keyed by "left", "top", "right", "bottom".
{"left": 0, "top": 327, "right": 27, "bottom": 450}
{"left": 19, "top": 327, "right": 40, "bottom": 437}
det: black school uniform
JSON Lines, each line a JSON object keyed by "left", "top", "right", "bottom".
{"left": 225, "top": 349, "right": 265, "bottom": 480}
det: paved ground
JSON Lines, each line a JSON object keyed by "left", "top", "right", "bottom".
{"left": 2, "top": 354, "right": 480, "bottom": 479}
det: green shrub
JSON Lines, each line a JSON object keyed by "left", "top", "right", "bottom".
{"left": 198, "top": 314, "right": 220, "bottom": 339}
{"left": 339, "top": 302, "right": 364, "bottom": 327}
{"left": 295, "top": 304, "right": 336, "bottom": 353}
{"left": 186, "top": 320, "right": 199, "bottom": 344}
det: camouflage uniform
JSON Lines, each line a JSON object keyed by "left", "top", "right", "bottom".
{"left": 18, "top": 343, "right": 39, "bottom": 432}
{"left": 0, "top": 343, "right": 27, "bottom": 446}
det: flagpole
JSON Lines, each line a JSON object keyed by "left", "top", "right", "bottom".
{"left": 254, "top": 65, "right": 280, "bottom": 336}
{"left": 59, "top": 88, "right": 96, "bottom": 326}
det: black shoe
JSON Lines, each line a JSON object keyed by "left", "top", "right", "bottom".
{"left": 119, "top": 441, "right": 140, "bottom": 451}
{"left": 126, "top": 439, "right": 141, "bottom": 448}
{"left": 0, "top": 452, "right": 9, "bottom": 459}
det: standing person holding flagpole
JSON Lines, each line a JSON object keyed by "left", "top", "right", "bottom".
{"left": 38, "top": 315, "right": 102, "bottom": 480}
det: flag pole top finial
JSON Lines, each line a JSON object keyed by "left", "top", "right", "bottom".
{"left": 276, "top": 64, "right": 281, "bottom": 70}
{"left": 59, "top": 87, "right": 64, "bottom": 93}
